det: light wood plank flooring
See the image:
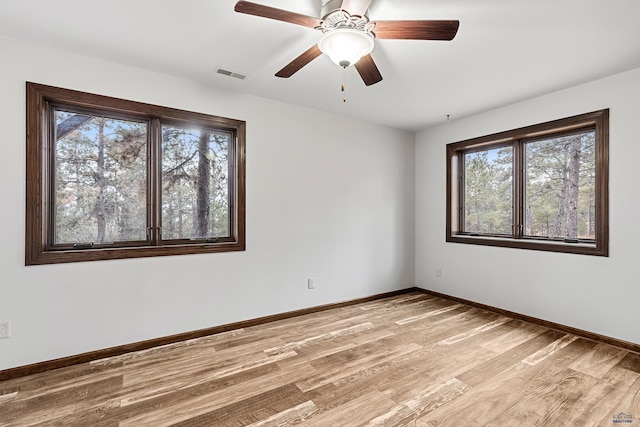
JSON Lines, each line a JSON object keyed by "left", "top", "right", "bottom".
{"left": 1, "top": 292, "right": 639, "bottom": 426}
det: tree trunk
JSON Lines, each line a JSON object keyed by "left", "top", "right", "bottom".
{"left": 526, "top": 205, "right": 533, "bottom": 235}
{"left": 195, "top": 133, "right": 211, "bottom": 238}
{"left": 95, "top": 119, "right": 106, "bottom": 243}
{"left": 566, "top": 136, "right": 581, "bottom": 238}
{"left": 118, "top": 194, "right": 130, "bottom": 241}
{"left": 554, "top": 181, "right": 566, "bottom": 238}
{"left": 56, "top": 114, "right": 92, "bottom": 140}
{"left": 178, "top": 200, "right": 184, "bottom": 239}
{"left": 165, "top": 197, "right": 174, "bottom": 240}
{"left": 589, "top": 196, "right": 594, "bottom": 236}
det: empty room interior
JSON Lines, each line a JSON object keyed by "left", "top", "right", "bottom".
{"left": 1, "top": 0, "right": 639, "bottom": 425}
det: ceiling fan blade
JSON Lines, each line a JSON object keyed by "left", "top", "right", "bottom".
{"left": 275, "top": 44, "right": 323, "bottom": 78}
{"left": 354, "top": 54, "right": 382, "bottom": 86}
{"left": 340, "top": 0, "right": 373, "bottom": 17}
{"left": 234, "top": 1, "right": 322, "bottom": 28}
{"left": 374, "top": 20, "right": 460, "bottom": 40}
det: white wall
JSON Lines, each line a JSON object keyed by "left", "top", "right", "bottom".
{"left": 416, "top": 67, "right": 640, "bottom": 345}
{"left": 0, "top": 36, "right": 415, "bottom": 370}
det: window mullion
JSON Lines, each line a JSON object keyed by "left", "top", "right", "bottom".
{"left": 513, "top": 140, "right": 524, "bottom": 239}
{"left": 148, "top": 118, "right": 161, "bottom": 245}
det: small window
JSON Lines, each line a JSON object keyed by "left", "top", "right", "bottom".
{"left": 446, "top": 110, "right": 608, "bottom": 256}
{"left": 26, "top": 83, "right": 246, "bottom": 265}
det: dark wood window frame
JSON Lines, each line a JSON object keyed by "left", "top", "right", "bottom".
{"left": 26, "top": 82, "right": 246, "bottom": 265}
{"left": 446, "top": 109, "right": 609, "bottom": 257}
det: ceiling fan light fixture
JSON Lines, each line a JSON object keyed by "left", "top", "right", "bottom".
{"left": 318, "top": 28, "right": 374, "bottom": 68}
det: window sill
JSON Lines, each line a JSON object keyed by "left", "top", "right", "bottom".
{"left": 26, "top": 241, "right": 245, "bottom": 265}
{"left": 446, "top": 234, "right": 606, "bottom": 257}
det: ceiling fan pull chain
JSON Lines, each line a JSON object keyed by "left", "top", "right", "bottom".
{"left": 341, "top": 66, "right": 347, "bottom": 103}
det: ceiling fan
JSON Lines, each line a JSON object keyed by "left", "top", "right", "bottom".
{"left": 234, "top": 0, "right": 459, "bottom": 86}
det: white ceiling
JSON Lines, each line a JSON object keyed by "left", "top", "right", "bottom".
{"left": 2, "top": 0, "right": 640, "bottom": 131}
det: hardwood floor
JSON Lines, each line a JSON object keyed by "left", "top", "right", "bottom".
{"left": 1, "top": 292, "right": 639, "bottom": 426}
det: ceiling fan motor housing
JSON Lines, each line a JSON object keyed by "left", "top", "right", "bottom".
{"left": 321, "top": 0, "right": 352, "bottom": 19}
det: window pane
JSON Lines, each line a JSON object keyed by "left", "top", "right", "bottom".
{"left": 463, "top": 147, "right": 513, "bottom": 234}
{"left": 161, "top": 125, "right": 231, "bottom": 240}
{"left": 524, "top": 130, "right": 595, "bottom": 239}
{"left": 53, "top": 111, "right": 148, "bottom": 244}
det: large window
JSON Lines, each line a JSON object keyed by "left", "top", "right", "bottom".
{"left": 446, "top": 110, "right": 608, "bottom": 256}
{"left": 26, "top": 83, "right": 246, "bottom": 265}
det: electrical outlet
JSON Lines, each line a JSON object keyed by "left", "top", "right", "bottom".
{"left": 436, "top": 268, "right": 442, "bottom": 278}
{"left": 307, "top": 278, "right": 315, "bottom": 289}
{"left": 0, "top": 321, "right": 11, "bottom": 339}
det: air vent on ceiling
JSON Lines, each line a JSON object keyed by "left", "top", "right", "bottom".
{"left": 216, "top": 67, "right": 247, "bottom": 80}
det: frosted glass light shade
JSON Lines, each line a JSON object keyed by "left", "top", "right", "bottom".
{"left": 318, "top": 28, "right": 374, "bottom": 68}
